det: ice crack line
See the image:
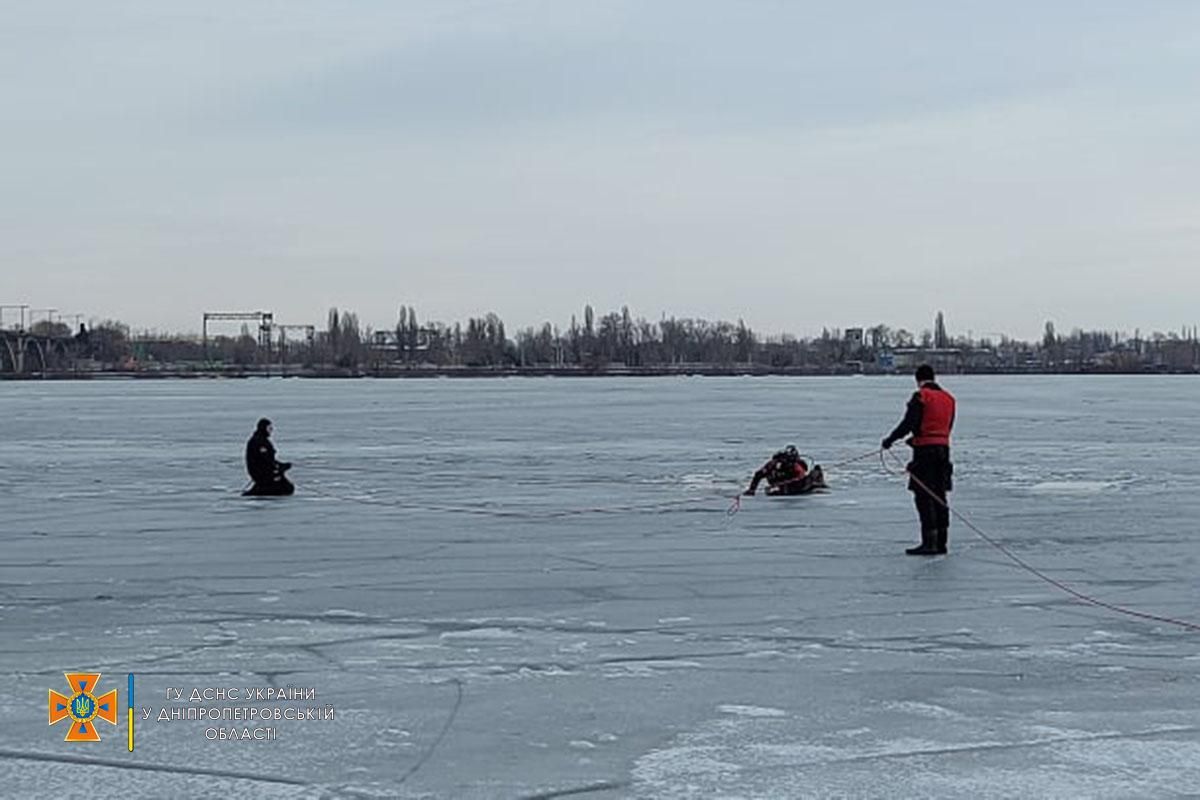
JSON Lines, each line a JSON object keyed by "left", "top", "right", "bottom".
{"left": 519, "top": 780, "right": 631, "bottom": 799}
{"left": 0, "top": 748, "right": 310, "bottom": 787}
{"left": 397, "top": 677, "right": 464, "bottom": 787}
{"left": 739, "top": 724, "right": 1200, "bottom": 772}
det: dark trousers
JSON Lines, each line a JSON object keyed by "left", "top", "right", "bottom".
{"left": 244, "top": 476, "right": 295, "bottom": 496}
{"left": 913, "top": 486, "right": 949, "bottom": 532}
{"left": 908, "top": 446, "right": 952, "bottom": 532}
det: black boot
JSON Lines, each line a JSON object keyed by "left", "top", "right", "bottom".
{"left": 934, "top": 528, "right": 948, "bottom": 555}
{"left": 906, "top": 529, "right": 938, "bottom": 556}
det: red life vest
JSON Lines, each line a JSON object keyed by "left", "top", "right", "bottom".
{"left": 912, "top": 385, "right": 955, "bottom": 446}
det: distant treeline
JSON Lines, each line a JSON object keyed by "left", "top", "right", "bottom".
{"left": 11, "top": 308, "right": 1200, "bottom": 374}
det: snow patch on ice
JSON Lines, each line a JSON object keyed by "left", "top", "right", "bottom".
{"left": 744, "top": 649, "right": 784, "bottom": 659}
{"left": 884, "top": 701, "right": 962, "bottom": 719}
{"left": 750, "top": 742, "right": 851, "bottom": 761}
{"left": 641, "top": 472, "right": 738, "bottom": 492}
{"left": 678, "top": 472, "right": 726, "bottom": 486}
{"left": 441, "top": 627, "right": 522, "bottom": 640}
{"left": 837, "top": 727, "right": 873, "bottom": 738}
{"left": 323, "top": 609, "right": 368, "bottom": 619}
{"left": 605, "top": 660, "right": 704, "bottom": 676}
{"left": 1028, "top": 480, "right": 1115, "bottom": 496}
{"left": 717, "top": 704, "right": 787, "bottom": 718}
{"left": 634, "top": 746, "right": 744, "bottom": 782}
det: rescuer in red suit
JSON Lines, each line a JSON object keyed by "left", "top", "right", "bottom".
{"left": 882, "top": 364, "right": 956, "bottom": 555}
{"left": 744, "top": 445, "right": 815, "bottom": 496}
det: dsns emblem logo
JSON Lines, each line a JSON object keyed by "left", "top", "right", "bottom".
{"left": 49, "top": 673, "right": 118, "bottom": 742}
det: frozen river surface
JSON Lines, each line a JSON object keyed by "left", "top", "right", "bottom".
{"left": 2, "top": 376, "right": 1200, "bottom": 798}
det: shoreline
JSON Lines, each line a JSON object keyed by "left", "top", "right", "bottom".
{"left": 4, "top": 365, "right": 1198, "bottom": 380}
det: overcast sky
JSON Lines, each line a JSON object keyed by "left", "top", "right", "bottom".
{"left": 4, "top": 1, "right": 1199, "bottom": 339}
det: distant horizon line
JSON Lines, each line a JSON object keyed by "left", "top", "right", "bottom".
{"left": 5, "top": 304, "right": 1199, "bottom": 346}
{"left": 76, "top": 317, "right": 1200, "bottom": 348}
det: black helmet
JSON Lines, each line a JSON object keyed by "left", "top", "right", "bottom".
{"left": 256, "top": 418, "right": 272, "bottom": 433}
{"left": 774, "top": 445, "right": 798, "bottom": 464}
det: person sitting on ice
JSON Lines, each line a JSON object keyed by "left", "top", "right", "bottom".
{"left": 743, "top": 445, "right": 825, "bottom": 496}
{"left": 243, "top": 417, "right": 295, "bottom": 496}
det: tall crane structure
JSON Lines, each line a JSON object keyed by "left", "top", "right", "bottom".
{"left": 202, "top": 311, "right": 274, "bottom": 362}
{"left": 275, "top": 324, "right": 316, "bottom": 364}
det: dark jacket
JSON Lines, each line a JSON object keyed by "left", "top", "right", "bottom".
{"left": 245, "top": 432, "right": 280, "bottom": 484}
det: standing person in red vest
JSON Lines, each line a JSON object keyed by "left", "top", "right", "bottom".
{"left": 882, "top": 364, "right": 956, "bottom": 555}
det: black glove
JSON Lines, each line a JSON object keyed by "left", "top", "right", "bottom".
{"left": 743, "top": 488, "right": 756, "bottom": 497}
{"left": 881, "top": 437, "right": 892, "bottom": 450}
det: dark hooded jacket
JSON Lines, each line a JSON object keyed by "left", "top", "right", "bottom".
{"left": 245, "top": 430, "right": 279, "bottom": 484}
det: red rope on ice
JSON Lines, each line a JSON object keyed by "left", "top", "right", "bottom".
{"left": 881, "top": 447, "right": 1200, "bottom": 633}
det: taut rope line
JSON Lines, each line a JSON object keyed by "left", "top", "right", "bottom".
{"left": 881, "top": 447, "right": 1200, "bottom": 633}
